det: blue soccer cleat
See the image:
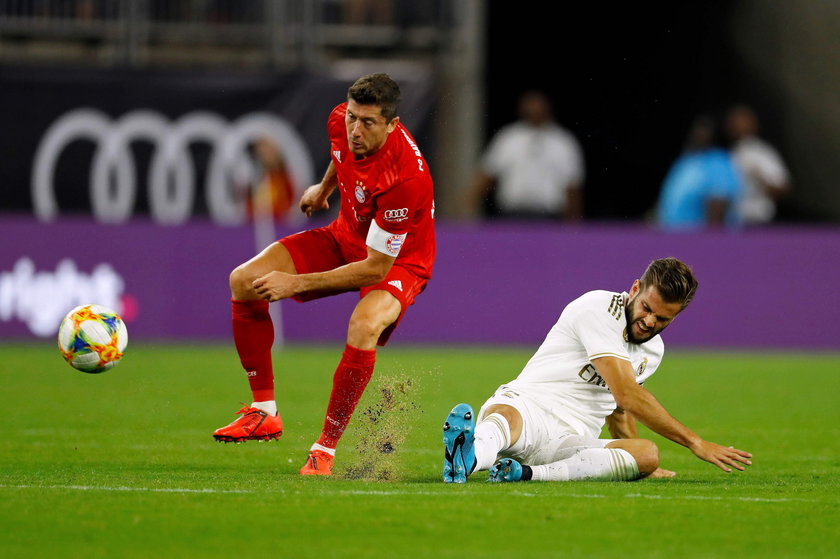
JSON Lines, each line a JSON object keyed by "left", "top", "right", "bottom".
{"left": 488, "top": 458, "right": 524, "bottom": 482}
{"left": 442, "top": 403, "right": 476, "bottom": 483}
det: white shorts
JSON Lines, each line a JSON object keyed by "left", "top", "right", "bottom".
{"left": 477, "top": 385, "right": 616, "bottom": 466}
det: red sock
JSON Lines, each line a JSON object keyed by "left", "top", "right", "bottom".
{"left": 231, "top": 299, "right": 275, "bottom": 402}
{"left": 316, "top": 344, "right": 376, "bottom": 450}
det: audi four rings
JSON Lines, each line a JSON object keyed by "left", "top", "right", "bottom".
{"left": 383, "top": 208, "right": 409, "bottom": 221}
{"left": 32, "top": 109, "right": 314, "bottom": 224}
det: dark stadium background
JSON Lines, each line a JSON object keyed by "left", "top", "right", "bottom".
{"left": 483, "top": 2, "right": 750, "bottom": 221}
{"left": 0, "top": 2, "right": 835, "bottom": 223}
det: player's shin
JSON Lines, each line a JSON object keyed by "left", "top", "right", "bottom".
{"left": 473, "top": 413, "right": 512, "bottom": 472}
{"left": 231, "top": 299, "right": 276, "bottom": 403}
{"left": 315, "top": 344, "right": 376, "bottom": 450}
{"left": 530, "top": 448, "right": 641, "bottom": 481}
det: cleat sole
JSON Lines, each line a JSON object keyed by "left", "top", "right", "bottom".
{"left": 442, "top": 403, "right": 475, "bottom": 484}
{"left": 212, "top": 431, "right": 282, "bottom": 443}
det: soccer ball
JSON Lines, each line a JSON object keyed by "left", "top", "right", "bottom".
{"left": 57, "top": 304, "right": 128, "bottom": 374}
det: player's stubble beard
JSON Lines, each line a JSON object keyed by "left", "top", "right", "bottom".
{"left": 624, "top": 295, "right": 662, "bottom": 345}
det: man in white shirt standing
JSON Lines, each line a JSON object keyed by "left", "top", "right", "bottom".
{"left": 725, "top": 104, "right": 791, "bottom": 225}
{"left": 467, "top": 90, "right": 585, "bottom": 220}
{"left": 442, "top": 257, "right": 752, "bottom": 483}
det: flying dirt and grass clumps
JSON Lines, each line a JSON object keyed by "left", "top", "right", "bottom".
{"left": 342, "top": 374, "right": 418, "bottom": 481}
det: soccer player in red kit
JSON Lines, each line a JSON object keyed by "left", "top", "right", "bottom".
{"left": 213, "top": 73, "right": 436, "bottom": 476}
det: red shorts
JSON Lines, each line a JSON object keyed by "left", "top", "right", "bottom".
{"left": 279, "top": 225, "right": 428, "bottom": 346}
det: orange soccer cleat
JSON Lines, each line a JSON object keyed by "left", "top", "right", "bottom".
{"left": 213, "top": 406, "right": 283, "bottom": 443}
{"left": 299, "top": 449, "right": 335, "bottom": 476}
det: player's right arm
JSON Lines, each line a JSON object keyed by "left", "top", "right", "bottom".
{"left": 300, "top": 161, "right": 338, "bottom": 216}
{"left": 593, "top": 356, "right": 752, "bottom": 473}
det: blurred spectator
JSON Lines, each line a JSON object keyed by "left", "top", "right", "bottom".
{"left": 246, "top": 137, "right": 296, "bottom": 221}
{"left": 655, "top": 115, "right": 743, "bottom": 230}
{"left": 466, "top": 90, "right": 585, "bottom": 221}
{"left": 724, "top": 104, "right": 791, "bottom": 225}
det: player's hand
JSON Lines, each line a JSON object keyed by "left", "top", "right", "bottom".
{"left": 300, "top": 184, "right": 330, "bottom": 217}
{"left": 252, "top": 271, "right": 300, "bottom": 302}
{"left": 690, "top": 440, "right": 752, "bottom": 473}
{"left": 647, "top": 467, "right": 677, "bottom": 479}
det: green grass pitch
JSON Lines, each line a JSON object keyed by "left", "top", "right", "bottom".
{"left": 1, "top": 342, "right": 838, "bottom": 558}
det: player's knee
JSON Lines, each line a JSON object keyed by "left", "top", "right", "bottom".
{"left": 635, "top": 440, "right": 660, "bottom": 475}
{"left": 483, "top": 404, "right": 523, "bottom": 446}
{"left": 347, "top": 292, "right": 401, "bottom": 348}
{"left": 484, "top": 404, "right": 522, "bottom": 432}
{"left": 346, "top": 314, "right": 384, "bottom": 347}
{"left": 229, "top": 264, "right": 255, "bottom": 297}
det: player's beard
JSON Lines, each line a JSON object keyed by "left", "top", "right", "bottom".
{"left": 624, "top": 297, "right": 660, "bottom": 344}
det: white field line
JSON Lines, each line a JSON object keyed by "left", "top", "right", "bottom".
{"left": 0, "top": 484, "right": 250, "bottom": 494}
{"left": 339, "top": 490, "right": 821, "bottom": 504}
{"left": 0, "top": 484, "right": 823, "bottom": 504}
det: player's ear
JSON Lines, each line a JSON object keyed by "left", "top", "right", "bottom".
{"left": 629, "top": 279, "right": 641, "bottom": 297}
{"left": 386, "top": 116, "right": 400, "bottom": 133}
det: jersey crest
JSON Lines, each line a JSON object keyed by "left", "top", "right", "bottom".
{"left": 354, "top": 181, "right": 367, "bottom": 203}
{"left": 607, "top": 293, "right": 624, "bottom": 320}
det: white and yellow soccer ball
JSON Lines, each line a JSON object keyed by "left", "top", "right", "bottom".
{"left": 57, "top": 304, "right": 128, "bottom": 374}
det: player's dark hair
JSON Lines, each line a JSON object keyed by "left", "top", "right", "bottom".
{"left": 640, "top": 257, "right": 698, "bottom": 310}
{"left": 347, "top": 73, "right": 401, "bottom": 122}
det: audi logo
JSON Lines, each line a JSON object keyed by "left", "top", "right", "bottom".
{"left": 383, "top": 208, "right": 409, "bottom": 220}
{"left": 32, "top": 109, "right": 314, "bottom": 224}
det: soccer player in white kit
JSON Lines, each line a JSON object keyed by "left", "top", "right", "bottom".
{"left": 442, "top": 257, "right": 752, "bottom": 483}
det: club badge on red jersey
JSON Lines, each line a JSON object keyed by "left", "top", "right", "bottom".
{"left": 355, "top": 182, "right": 366, "bottom": 203}
{"left": 386, "top": 234, "right": 404, "bottom": 255}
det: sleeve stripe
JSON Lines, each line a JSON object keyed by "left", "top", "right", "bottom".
{"left": 589, "top": 352, "right": 631, "bottom": 362}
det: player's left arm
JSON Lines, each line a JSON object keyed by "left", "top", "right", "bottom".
{"left": 594, "top": 356, "right": 752, "bottom": 473}
{"left": 605, "top": 406, "right": 638, "bottom": 439}
{"left": 253, "top": 247, "right": 395, "bottom": 302}
{"left": 253, "top": 179, "right": 421, "bottom": 301}
{"left": 606, "top": 407, "right": 677, "bottom": 478}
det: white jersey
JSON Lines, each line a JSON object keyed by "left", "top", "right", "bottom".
{"left": 731, "top": 137, "right": 789, "bottom": 224}
{"left": 481, "top": 122, "right": 584, "bottom": 214}
{"left": 506, "top": 290, "right": 665, "bottom": 438}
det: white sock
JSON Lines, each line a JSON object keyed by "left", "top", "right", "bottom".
{"left": 530, "top": 448, "right": 640, "bottom": 481}
{"left": 473, "top": 413, "right": 511, "bottom": 472}
{"left": 311, "top": 443, "right": 336, "bottom": 456}
{"left": 251, "top": 400, "right": 277, "bottom": 416}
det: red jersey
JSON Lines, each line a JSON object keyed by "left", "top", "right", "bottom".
{"left": 327, "top": 103, "right": 436, "bottom": 279}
